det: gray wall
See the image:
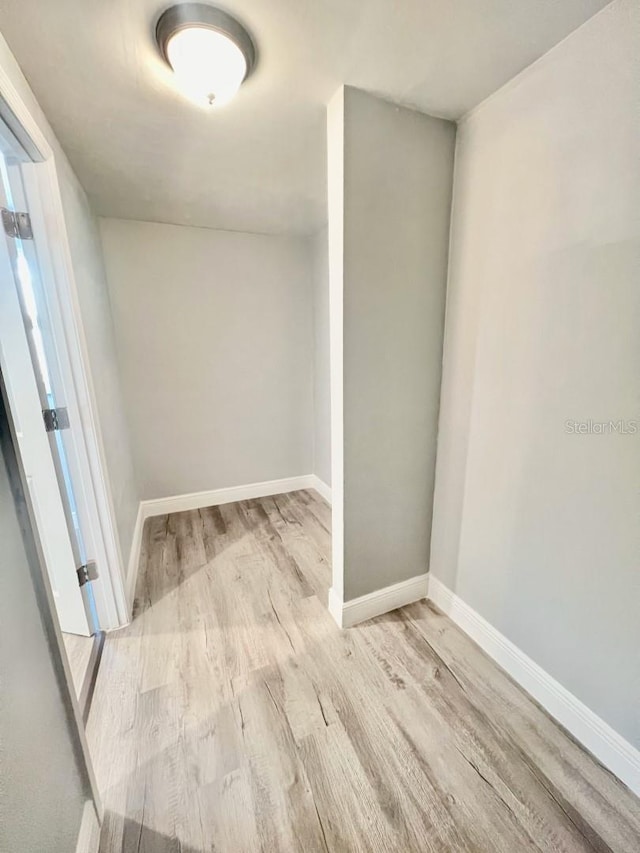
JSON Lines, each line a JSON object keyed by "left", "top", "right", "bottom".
{"left": 311, "top": 226, "right": 331, "bottom": 487}
{"left": 342, "top": 87, "right": 455, "bottom": 600}
{"left": 100, "top": 218, "right": 314, "bottom": 500}
{"left": 0, "top": 32, "right": 139, "bottom": 566}
{"left": 430, "top": 0, "right": 640, "bottom": 746}
{"left": 0, "top": 393, "right": 93, "bottom": 852}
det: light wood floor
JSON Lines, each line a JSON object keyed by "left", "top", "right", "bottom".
{"left": 88, "top": 490, "right": 640, "bottom": 852}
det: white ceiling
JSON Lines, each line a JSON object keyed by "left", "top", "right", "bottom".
{"left": 0, "top": 0, "right": 610, "bottom": 235}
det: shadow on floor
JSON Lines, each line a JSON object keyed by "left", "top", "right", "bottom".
{"left": 131, "top": 489, "right": 329, "bottom": 617}
{"left": 103, "top": 814, "right": 203, "bottom": 853}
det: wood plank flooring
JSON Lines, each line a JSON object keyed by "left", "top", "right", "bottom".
{"left": 87, "top": 490, "right": 640, "bottom": 852}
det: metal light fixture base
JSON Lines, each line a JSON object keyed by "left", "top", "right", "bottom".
{"left": 156, "top": 3, "right": 256, "bottom": 82}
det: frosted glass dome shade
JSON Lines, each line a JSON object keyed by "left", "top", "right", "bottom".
{"left": 166, "top": 26, "right": 247, "bottom": 107}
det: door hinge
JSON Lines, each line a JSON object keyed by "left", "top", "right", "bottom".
{"left": 1, "top": 207, "right": 33, "bottom": 240}
{"left": 77, "top": 560, "right": 99, "bottom": 587}
{"left": 42, "top": 406, "right": 70, "bottom": 432}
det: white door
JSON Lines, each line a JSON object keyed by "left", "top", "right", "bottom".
{"left": 0, "top": 147, "right": 92, "bottom": 635}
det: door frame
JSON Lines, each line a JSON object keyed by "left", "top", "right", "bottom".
{"left": 0, "top": 42, "right": 129, "bottom": 630}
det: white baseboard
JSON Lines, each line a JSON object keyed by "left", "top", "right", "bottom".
{"left": 125, "top": 503, "right": 145, "bottom": 615}
{"left": 428, "top": 575, "right": 640, "bottom": 797}
{"left": 329, "top": 573, "right": 429, "bottom": 629}
{"left": 309, "top": 475, "right": 332, "bottom": 504}
{"left": 74, "top": 801, "right": 100, "bottom": 853}
{"left": 141, "top": 475, "right": 318, "bottom": 518}
{"left": 328, "top": 586, "right": 344, "bottom": 626}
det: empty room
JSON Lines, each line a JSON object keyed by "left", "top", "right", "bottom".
{"left": 0, "top": 1, "right": 638, "bottom": 851}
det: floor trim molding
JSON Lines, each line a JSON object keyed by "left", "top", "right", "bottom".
{"left": 329, "top": 573, "right": 429, "bottom": 629}
{"left": 74, "top": 800, "right": 100, "bottom": 853}
{"left": 140, "top": 475, "right": 319, "bottom": 519}
{"left": 309, "top": 475, "right": 332, "bottom": 504}
{"left": 427, "top": 575, "right": 640, "bottom": 797}
{"left": 125, "top": 502, "right": 145, "bottom": 615}
{"left": 80, "top": 632, "right": 106, "bottom": 725}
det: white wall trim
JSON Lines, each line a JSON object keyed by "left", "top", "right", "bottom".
{"left": 428, "top": 575, "right": 640, "bottom": 797}
{"left": 125, "top": 503, "right": 145, "bottom": 614}
{"left": 327, "top": 86, "right": 345, "bottom": 602}
{"left": 74, "top": 801, "right": 100, "bottom": 853}
{"left": 329, "top": 573, "right": 429, "bottom": 629}
{"left": 140, "top": 475, "right": 317, "bottom": 519}
{"left": 310, "top": 475, "right": 332, "bottom": 504}
{"left": 327, "top": 586, "right": 344, "bottom": 627}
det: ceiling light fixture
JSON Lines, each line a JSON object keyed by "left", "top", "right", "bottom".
{"left": 156, "top": 3, "right": 256, "bottom": 108}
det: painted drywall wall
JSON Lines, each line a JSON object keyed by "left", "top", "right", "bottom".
{"left": 430, "top": 0, "right": 640, "bottom": 746}
{"left": 311, "top": 226, "right": 331, "bottom": 488}
{"left": 339, "top": 87, "right": 455, "bottom": 601}
{"left": 0, "top": 397, "right": 92, "bottom": 852}
{"left": 0, "top": 33, "right": 139, "bottom": 567}
{"left": 99, "top": 218, "right": 314, "bottom": 500}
